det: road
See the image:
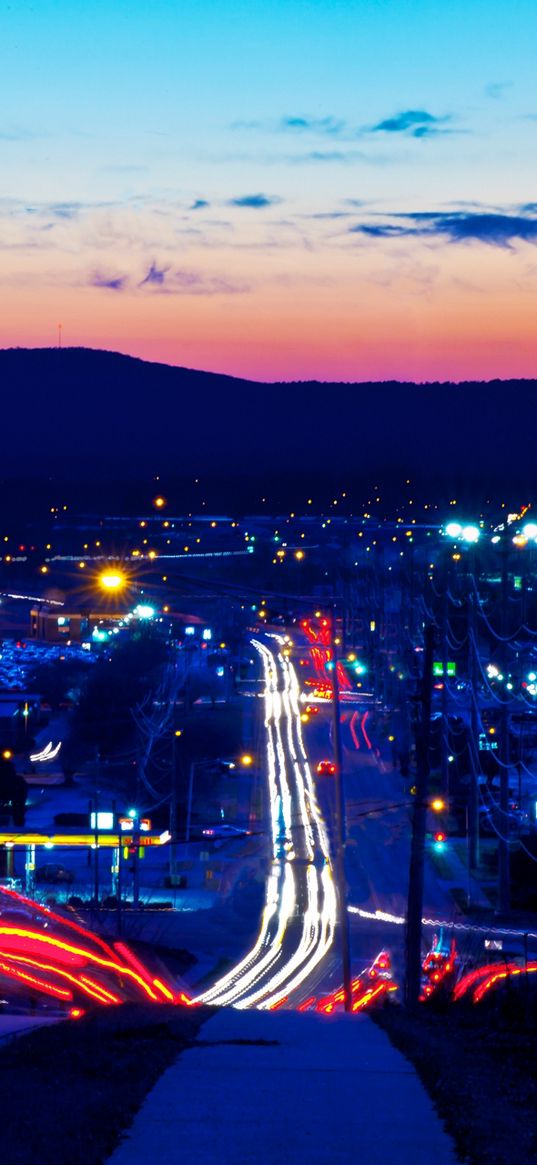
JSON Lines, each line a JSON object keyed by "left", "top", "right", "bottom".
{"left": 194, "top": 636, "right": 338, "bottom": 1009}
{"left": 195, "top": 630, "right": 486, "bottom": 1008}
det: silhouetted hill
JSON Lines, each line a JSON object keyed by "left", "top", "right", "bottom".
{"left": 0, "top": 347, "right": 535, "bottom": 491}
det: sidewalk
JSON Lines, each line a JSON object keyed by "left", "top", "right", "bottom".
{"left": 106, "top": 1008, "right": 460, "bottom": 1165}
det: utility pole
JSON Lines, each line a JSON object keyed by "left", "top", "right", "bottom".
{"left": 168, "top": 730, "right": 182, "bottom": 886}
{"left": 330, "top": 600, "right": 352, "bottom": 1013}
{"left": 467, "top": 592, "right": 480, "bottom": 871}
{"left": 92, "top": 751, "right": 100, "bottom": 910}
{"left": 185, "top": 761, "right": 195, "bottom": 849}
{"left": 440, "top": 580, "right": 449, "bottom": 798}
{"left": 498, "top": 540, "right": 510, "bottom": 912}
{"left": 405, "top": 621, "right": 435, "bottom": 1009}
{"left": 132, "top": 812, "right": 141, "bottom": 909}
{"left": 112, "top": 799, "right": 123, "bottom": 935}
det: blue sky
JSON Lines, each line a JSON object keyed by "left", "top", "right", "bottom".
{"left": 1, "top": 0, "right": 537, "bottom": 379}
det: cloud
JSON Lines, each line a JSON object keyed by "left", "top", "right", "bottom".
{"left": 91, "top": 272, "right": 128, "bottom": 291}
{"left": 309, "top": 211, "right": 352, "bottom": 220}
{"left": 228, "top": 193, "right": 280, "bottom": 208}
{"left": 287, "top": 149, "right": 363, "bottom": 164}
{"left": 369, "top": 110, "right": 452, "bottom": 138}
{"left": 232, "top": 114, "right": 349, "bottom": 141}
{"left": 141, "top": 267, "right": 249, "bottom": 295}
{"left": 170, "top": 269, "right": 249, "bottom": 295}
{"left": 279, "top": 115, "right": 346, "bottom": 136}
{"left": 139, "top": 261, "right": 169, "bottom": 286}
{"left": 485, "top": 81, "right": 512, "bottom": 100}
{"left": 49, "top": 202, "right": 83, "bottom": 220}
{"left": 191, "top": 199, "right": 210, "bottom": 210}
{"left": 87, "top": 262, "right": 249, "bottom": 296}
{"left": 350, "top": 209, "right": 537, "bottom": 248}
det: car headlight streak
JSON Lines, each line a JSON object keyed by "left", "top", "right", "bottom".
{"left": 194, "top": 639, "right": 337, "bottom": 1009}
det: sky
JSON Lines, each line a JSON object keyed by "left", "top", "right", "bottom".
{"left": 1, "top": 0, "right": 537, "bottom": 382}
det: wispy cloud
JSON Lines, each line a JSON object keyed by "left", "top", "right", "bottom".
{"left": 369, "top": 110, "right": 452, "bottom": 138}
{"left": 48, "top": 202, "right": 84, "bottom": 220}
{"left": 484, "top": 81, "right": 512, "bottom": 100}
{"left": 89, "top": 264, "right": 249, "bottom": 296}
{"left": 91, "top": 272, "right": 128, "bottom": 291}
{"left": 279, "top": 115, "right": 346, "bottom": 136}
{"left": 139, "top": 261, "right": 168, "bottom": 286}
{"left": 351, "top": 209, "right": 537, "bottom": 248}
{"left": 191, "top": 198, "right": 210, "bottom": 210}
{"left": 228, "top": 193, "right": 280, "bottom": 208}
{"left": 232, "top": 114, "right": 350, "bottom": 139}
{"left": 232, "top": 110, "right": 455, "bottom": 142}
{"left": 168, "top": 269, "right": 250, "bottom": 295}
{"left": 285, "top": 149, "right": 367, "bottom": 164}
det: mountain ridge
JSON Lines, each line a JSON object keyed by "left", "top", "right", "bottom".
{"left": 1, "top": 346, "right": 535, "bottom": 485}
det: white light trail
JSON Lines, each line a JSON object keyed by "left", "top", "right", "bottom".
{"left": 193, "top": 638, "right": 337, "bottom": 1009}
{"left": 29, "top": 741, "right": 62, "bottom": 763}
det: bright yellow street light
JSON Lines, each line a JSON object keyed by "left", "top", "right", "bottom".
{"left": 98, "top": 569, "right": 126, "bottom": 591}
{"left": 240, "top": 754, "right": 254, "bottom": 767}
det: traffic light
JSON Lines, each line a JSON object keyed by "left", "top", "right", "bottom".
{"left": 433, "top": 830, "right": 447, "bottom": 852}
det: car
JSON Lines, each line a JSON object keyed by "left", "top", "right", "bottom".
{"left": 316, "top": 760, "right": 336, "bottom": 776}
{"left": 201, "top": 824, "right": 251, "bottom": 840}
{"left": 305, "top": 705, "right": 319, "bottom": 716}
{"left": 35, "top": 863, "right": 74, "bottom": 884}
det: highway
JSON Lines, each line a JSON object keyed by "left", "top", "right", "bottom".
{"left": 195, "top": 636, "right": 338, "bottom": 1009}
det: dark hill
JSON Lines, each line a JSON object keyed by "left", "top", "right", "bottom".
{"left": 0, "top": 346, "right": 535, "bottom": 488}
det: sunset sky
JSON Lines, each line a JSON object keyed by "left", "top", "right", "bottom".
{"left": 2, "top": 0, "right": 537, "bottom": 381}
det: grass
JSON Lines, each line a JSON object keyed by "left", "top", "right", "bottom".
{"left": 374, "top": 985, "right": 537, "bottom": 1164}
{"left": 0, "top": 1003, "right": 211, "bottom": 1165}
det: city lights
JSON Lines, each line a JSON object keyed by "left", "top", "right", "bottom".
{"left": 98, "top": 569, "right": 125, "bottom": 591}
{"left": 133, "top": 604, "right": 155, "bottom": 620}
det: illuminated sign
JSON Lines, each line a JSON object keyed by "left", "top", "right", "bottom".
{"left": 432, "top": 661, "right": 456, "bottom": 677}
{"left": 90, "top": 811, "right": 115, "bottom": 831}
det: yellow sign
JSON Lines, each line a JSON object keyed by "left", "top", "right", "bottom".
{"left": 0, "top": 832, "right": 166, "bottom": 849}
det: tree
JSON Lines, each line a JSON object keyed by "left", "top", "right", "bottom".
{"left": 70, "top": 627, "right": 170, "bottom": 757}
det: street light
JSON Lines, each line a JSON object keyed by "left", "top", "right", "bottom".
{"left": 445, "top": 522, "right": 463, "bottom": 539}
{"left": 443, "top": 522, "right": 480, "bottom": 543}
{"left": 98, "top": 569, "right": 126, "bottom": 591}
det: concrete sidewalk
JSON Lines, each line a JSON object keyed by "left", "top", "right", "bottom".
{"left": 107, "top": 1009, "right": 460, "bottom": 1165}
